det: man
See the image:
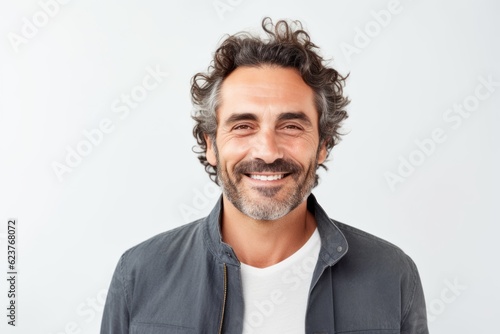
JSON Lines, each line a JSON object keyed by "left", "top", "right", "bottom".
{"left": 101, "top": 18, "right": 428, "bottom": 334}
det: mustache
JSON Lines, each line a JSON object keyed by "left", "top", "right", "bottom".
{"left": 233, "top": 159, "right": 302, "bottom": 175}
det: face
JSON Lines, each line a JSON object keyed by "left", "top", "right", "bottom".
{"left": 206, "top": 66, "right": 327, "bottom": 221}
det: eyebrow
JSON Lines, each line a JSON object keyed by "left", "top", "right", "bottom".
{"left": 277, "top": 112, "right": 312, "bottom": 126}
{"left": 223, "top": 111, "right": 312, "bottom": 127}
{"left": 223, "top": 113, "right": 258, "bottom": 126}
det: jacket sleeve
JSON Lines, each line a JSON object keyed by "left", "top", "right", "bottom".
{"left": 100, "top": 254, "right": 130, "bottom": 334}
{"left": 401, "top": 257, "right": 429, "bottom": 334}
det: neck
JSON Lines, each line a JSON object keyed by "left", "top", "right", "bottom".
{"left": 221, "top": 196, "right": 316, "bottom": 268}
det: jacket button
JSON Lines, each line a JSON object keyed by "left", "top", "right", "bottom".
{"left": 336, "top": 246, "right": 343, "bottom": 252}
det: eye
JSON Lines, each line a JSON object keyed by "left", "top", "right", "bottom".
{"left": 232, "top": 124, "right": 254, "bottom": 132}
{"left": 234, "top": 124, "right": 250, "bottom": 130}
{"left": 282, "top": 124, "right": 303, "bottom": 130}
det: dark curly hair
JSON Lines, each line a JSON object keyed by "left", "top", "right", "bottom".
{"left": 191, "top": 17, "right": 350, "bottom": 185}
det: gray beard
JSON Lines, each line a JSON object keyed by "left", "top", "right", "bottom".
{"left": 216, "top": 158, "right": 318, "bottom": 221}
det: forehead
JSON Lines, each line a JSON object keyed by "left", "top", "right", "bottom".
{"left": 218, "top": 66, "right": 316, "bottom": 119}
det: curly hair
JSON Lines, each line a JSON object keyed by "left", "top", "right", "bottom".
{"left": 191, "top": 17, "right": 350, "bottom": 185}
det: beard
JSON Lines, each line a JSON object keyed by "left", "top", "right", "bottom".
{"left": 215, "top": 146, "right": 319, "bottom": 221}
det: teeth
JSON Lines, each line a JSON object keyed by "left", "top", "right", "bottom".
{"left": 249, "top": 174, "right": 285, "bottom": 181}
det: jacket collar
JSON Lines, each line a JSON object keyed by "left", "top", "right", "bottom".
{"left": 306, "top": 194, "right": 349, "bottom": 267}
{"left": 204, "top": 193, "right": 348, "bottom": 267}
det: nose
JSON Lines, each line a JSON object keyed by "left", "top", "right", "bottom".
{"left": 250, "top": 128, "right": 284, "bottom": 164}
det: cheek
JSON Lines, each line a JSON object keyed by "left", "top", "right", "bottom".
{"left": 218, "top": 140, "right": 250, "bottom": 168}
{"left": 284, "top": 138, "right": 319, "bottom": 160}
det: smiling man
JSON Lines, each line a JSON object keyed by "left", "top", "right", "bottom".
{"left": 101, "top": 18, "right": 428, "bottom": 334}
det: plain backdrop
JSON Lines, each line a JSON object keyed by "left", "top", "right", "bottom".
{"left": 1, "top": 0, "right": 499, "bottom": 333}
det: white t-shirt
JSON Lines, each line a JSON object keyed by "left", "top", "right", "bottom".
{"left": 240, "top": 229, "right": 321, "bottom": 334}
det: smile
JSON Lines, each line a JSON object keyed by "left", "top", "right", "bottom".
{"left": 247, "top": 174, "right": 288, "bottom": 181}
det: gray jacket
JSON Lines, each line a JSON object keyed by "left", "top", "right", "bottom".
{"left": 101, "top": 194, "right": 429, "bottom": 334}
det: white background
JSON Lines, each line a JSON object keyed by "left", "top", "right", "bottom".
{"left": 1, "top": 0, "right": 499, "bottom": 333}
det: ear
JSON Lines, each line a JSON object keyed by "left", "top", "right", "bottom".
{"left": 205, "top": 134, "right": 217, "bottom": 166}
{"left": 317, "top": 141, "right": 328, "bottom": 165}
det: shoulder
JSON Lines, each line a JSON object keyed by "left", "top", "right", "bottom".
{"left": 107, "top": 217, "right": 220, "bottom": 319}
{"left": 119, "top": 218, "right": 207, "bottom": 271}
{"left": 330, "top": 220, "right": 426, "bottom": 328}
{"left": 333, "top": 219, "right": 419, "bottom": 275}
{"left": 335, "top": 220, "right": 405, "bottom": 252}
